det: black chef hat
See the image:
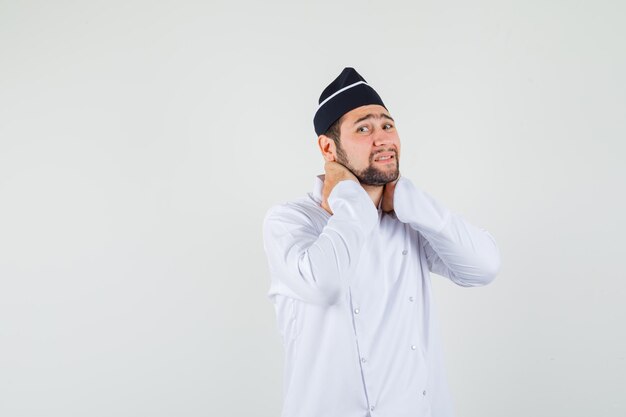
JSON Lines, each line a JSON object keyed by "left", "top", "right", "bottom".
{"left": 313, "top": 67, "right": 387, "bottom": 136}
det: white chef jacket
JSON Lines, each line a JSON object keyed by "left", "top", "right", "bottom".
{"left": 262, "top": 174, "right": 501, "bottom": 417}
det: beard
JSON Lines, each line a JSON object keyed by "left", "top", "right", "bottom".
{"left": 335, "top": 144, "right": 400, "bottom": 186}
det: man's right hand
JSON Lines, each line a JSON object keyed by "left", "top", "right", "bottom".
{"left": 321, "top": 161, "right": 359, "bottom": 215}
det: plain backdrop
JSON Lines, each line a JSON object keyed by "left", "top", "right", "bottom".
{"left": 1, "top": 1, "right": 625, "bottom": 416}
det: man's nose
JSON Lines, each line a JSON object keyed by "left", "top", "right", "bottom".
{"left": 373, "top": 130, "right": 394, "bottom": 147}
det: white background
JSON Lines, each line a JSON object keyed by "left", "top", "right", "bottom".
{"left": 1, "top": 1, "right": 625, "bottom": 416}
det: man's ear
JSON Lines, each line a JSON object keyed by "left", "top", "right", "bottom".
{"left": 317, "top": 135, "right": 336, "bottom": 162}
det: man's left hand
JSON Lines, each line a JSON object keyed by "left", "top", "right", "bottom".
{"left": 382, "top": 175, "right": 400, "bottom": 213}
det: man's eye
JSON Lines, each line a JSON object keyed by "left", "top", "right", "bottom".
{"left": 384, "top": 123, "right": 393, "bottom": 129}
{"left": 358, "top": 126, "right": 369, "bottom": 133}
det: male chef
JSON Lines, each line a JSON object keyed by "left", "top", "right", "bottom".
{"left": 262, "top": 67, "right": 501, "bottom": 417}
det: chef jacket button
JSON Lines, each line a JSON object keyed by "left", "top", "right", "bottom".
{"left": 361, "top": 357, "right": 367, "bottom": 363}
{"left": 402, "top": 249, "right": 408, "bottom": 255}
{"left": 354, "top": 308, "right": 360, "bottom": 314}
{"left": 423, "top": 390, "right": 427, "bottom": 396}
{"left": 409, "top": 296, "right": 414, "bottom": 302}
{"left": 370, "top": 405, "right": 376, "bottom": 411}
{"left": 411, "top": 345, "right": 417, "bottom": 350}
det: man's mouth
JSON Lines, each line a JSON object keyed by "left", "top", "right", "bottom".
{"left": 374, "top": 152, "right": 396, "bottom": 163}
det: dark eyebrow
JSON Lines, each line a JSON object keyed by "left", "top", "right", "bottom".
{"left": 353, "top": 113, "right": 395, "bottom": 126}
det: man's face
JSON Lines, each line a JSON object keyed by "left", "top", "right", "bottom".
{"left": 334, "top": 104, "right": 401, "bottom": 186}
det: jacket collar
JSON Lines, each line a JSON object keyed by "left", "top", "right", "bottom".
{"left": 311, "top": 174, "right": 324, "bottom": 204}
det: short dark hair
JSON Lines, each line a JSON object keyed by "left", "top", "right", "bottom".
{"left": 323, "top": 116, "right": 343, "bottom": 145}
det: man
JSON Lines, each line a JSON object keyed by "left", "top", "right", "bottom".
{"left": 262, "top": 67, "right": 501, "bottom": 417}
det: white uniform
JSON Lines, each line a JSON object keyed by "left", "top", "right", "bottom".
{"left": 262, "top": 174, "right": 501, "bottom": 417}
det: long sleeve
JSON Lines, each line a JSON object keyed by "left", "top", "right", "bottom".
{"left": 393, "top": 176, "right": 501, "bottom": 286}
{"left": 262, "top": 180, "right": 378, "bottom": 305}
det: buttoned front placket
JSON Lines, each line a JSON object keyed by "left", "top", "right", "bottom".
{"left": 346, "top": 210, "right": 386, "bottom": 416}
{"left": 347, "top": 211, "right": 384, "bottom": 415}
{"left": 348, "top": 211, "right": 433, "bottom": 416}
{"left": 348, "top": 286, "right": 373, "bottom": 414}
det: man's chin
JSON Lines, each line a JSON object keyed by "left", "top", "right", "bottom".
{"left": 380, "top": 168, "right": 400, "bottom": 184}
{"left": 359, "top": 171, "right": 399, "bottom": 186}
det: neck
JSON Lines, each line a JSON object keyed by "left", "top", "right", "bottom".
{"left": 361, "top": 184, "right": 384, "bottom": 209}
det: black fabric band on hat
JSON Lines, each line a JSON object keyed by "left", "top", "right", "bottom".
{"left": 313, "top": 67, "right": 387, "bottom": 137}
